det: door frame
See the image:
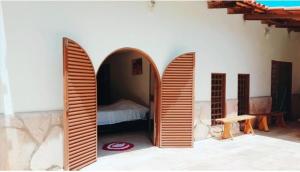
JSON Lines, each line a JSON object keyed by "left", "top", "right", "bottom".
{"left": 96, "top": 47, "right": 162, "bottom": 147}
{"left": 271, "top": 60, "right": 293, "bottom": 120}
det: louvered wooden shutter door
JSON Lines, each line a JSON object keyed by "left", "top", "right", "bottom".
{"left": 160, "top": 52, "right": 195, "bottom": 147}
{"left": 63, "top": 38, "right": 97, "bottom": 170}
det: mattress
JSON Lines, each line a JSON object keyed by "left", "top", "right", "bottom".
{"left": 97, "top": 99, "right": 149, "bottom": 125}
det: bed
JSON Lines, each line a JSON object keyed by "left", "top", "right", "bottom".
{"left": 97, "top": 99, "right": 149, "bottom": 126}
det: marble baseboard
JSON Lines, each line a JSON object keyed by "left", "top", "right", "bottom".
{"left": 249, "top": 96, "right": 272, "bottom": 114}
{"left": 0, "top": 111, "right": 63, "bottom": 170}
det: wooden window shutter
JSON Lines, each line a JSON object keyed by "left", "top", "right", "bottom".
{"left": 211, "top": 73, "right": 226, "bottom": 125}
{"left": 63, "top": 38, "right": 97, "bottom": 170}
{"left": 238, "top": 74, "right": 250, "bottom": 115}
{"left": 160, "top": 52, "right": 195, "bottom": 147}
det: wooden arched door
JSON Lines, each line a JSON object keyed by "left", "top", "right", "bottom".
{"left": 160, "top": 52, "right": 195, "bottom": 147}
{"left": 63, "top": 38, "right": 97, "bottom": 170}
{"left": 63, "top": 37, "right": 195, "bottom": 168}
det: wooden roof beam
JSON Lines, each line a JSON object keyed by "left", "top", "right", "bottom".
{"left": 207, "top": 1, "right": 237, "bottom": 9}
{"left": 261, "top": 20, "right": 283, "bottom": 26}
{"left": 236, "top": 1, "right": 267, "bottom": 13}
{"left": 277, "top": 26, "right": 300, "bottom": 29}
{"left": 244, "top": 13, "right": 300, "bottom": 21}
{"left": 261, "top": 20, "right": 300, "bottom": 28}
{"left": 227, "top": 6, "right": 253, "bottom": 14}
{"left": 275, "top": 23, "right": 300, "bottom": 28}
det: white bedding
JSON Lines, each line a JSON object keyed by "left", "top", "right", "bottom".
{"left": 97, "top": 99, "right": 149, "bottom": 125}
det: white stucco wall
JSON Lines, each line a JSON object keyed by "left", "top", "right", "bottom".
{"left": 1, "top": 1, "right": 300, "bottom": 113}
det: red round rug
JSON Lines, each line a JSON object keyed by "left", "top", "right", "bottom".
{"left": 102, "top": 142, "right": 134, "bottom": 151}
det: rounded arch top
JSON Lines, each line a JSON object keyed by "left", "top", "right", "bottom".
{"left": 63, "top": 37, "right": 96, "bottom": 74}
{"left": 97, "top": 47, "right": 161, "bottom": 83}
{"left": 161, "top": 52, "right": 195, "bottom": 77}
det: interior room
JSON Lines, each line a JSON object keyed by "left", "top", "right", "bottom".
{"left": 96, "top": 49, "right": 158, "bottom": 156}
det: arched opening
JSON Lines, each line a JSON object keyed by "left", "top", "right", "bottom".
{"left": 96, "top": 48, "right": 161, "bottom": 157}
{"left": 63, "top": 38, "right": 195, "bottom": 170}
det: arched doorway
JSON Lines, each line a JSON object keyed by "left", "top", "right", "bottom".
{"left": 63, "top": 37, "right": 195, "bottom": 170}
{"left": 96, "top": 48, "right": 161, "bottom": 157}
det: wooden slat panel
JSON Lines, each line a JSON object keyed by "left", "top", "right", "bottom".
{"left": 70, "top": 141, "right": 96, "bottom": 153}
{"left": 63, "top": 37, "right": 97, "bottom": 170}
{"left": 70, "top": 132, "right": 95, "bottom": 141}
{"left": 68, "top": 93, "right": 96, "bottom": 98}
{"left": 68, "top": 72, "right": 95, "bottom": 77}
{"left": 69, "top": 125, "right": 95, "bottom": 135}
{"left": 68, "top": 121, "right": 96, "bottom": 130}
{"left": 69, "top": 118, "right": 96, "bottom": 126}
{"left": 68, "top": 108, "right": 95, "bottom": 116}
{"left": 67, "top": 46, "right": 85, "bottom": 52}
{"left": 68, "top": 80, "right": 96, "bottom": 84}
{"left": 68, "top": 65, "right": 95, "bottom": 71}
{"left": 68, "top": 112, "right": 96, "bottom": 120}
{"left": 69, "top": 154, "right": 96, "bottom": 170}
{"left": 68, "top": 88, "right": 96, "bottom": 92}
{"left": 70, "top": 147, "right": 96, "bottom": 160}
{"left": 68, "top": 99, "right": 96, "bottom": 105}
{"left": 68, "top": 61, "right": 94, "bottom": 67}
{"left": 68, "top": 106, "right": 96, "bottom": 113}
{"left": 69, "top": 150, "right": 96, "bottom": 163}
{"left": 69, "top": 126, "right": 95, "bottom": 136}
{"left": 69, "top": 153, "right": 96, "bottom": 169}
{"left": 68, "top": 56, "right": 90, "bottom": 62}
{"left": 68, "top": 91, "right": 96, "bottom": 95}
{"left": 68, "top": 83, "right": 96, "bottom": 87}
{"left": 69, "top": 134, "right": 96, "bottom": 146}
{"left": 160, "top": 52, "right": 195, "bottom": 147}
{"left": 67, "top": 50, "right": 87, "bottom": 56}
{"left": 68, "top": 68, "right": 95, "bottom": 74}
{"left": 69, "top": 138, "right": 96, "bottom": 150}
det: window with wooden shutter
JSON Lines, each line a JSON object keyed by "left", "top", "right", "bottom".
{"left": 211, "top": 73, "right": 226, "bottom": 126}
{"left": 238, "top": 74, "right": 250, "bottom": 115}
{"left": 160, "top": 52, "right": 195, "bottom": 147}
{"left": 63, "top": 38, "right": 97, "bottom": 170}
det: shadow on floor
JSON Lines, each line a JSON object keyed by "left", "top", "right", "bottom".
{"left": 255, "top": 121, "right": 300, "bottom": 143}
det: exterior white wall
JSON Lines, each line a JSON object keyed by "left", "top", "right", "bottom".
{"left": 1, "top": 1, "right": 300, "bottom": 113}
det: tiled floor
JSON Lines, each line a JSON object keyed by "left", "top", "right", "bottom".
{"left": 83, "top": 122, "right": 300, "bottom": 170}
